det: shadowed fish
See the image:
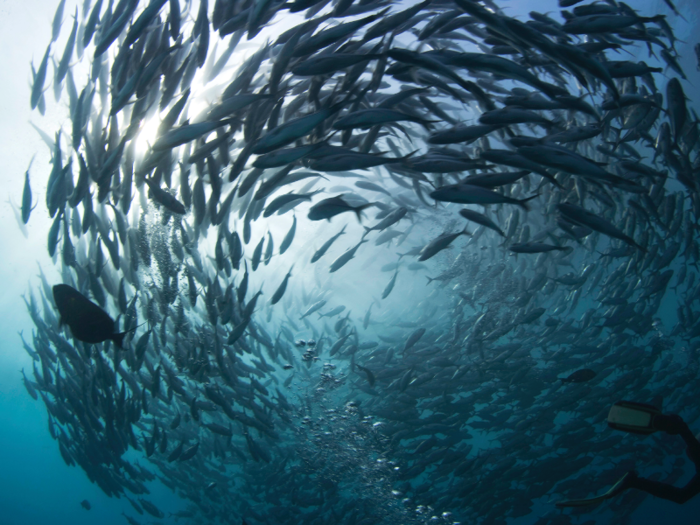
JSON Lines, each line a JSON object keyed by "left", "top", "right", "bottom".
{"left": 308, "top": 196, "right": 373, "bottom": 222}
{"left": 52, "top": 284, "right": 127, "bottom": 348}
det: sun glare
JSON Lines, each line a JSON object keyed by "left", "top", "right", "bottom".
{"left": 133, "top": 113, "right": 162, "bottom": 158}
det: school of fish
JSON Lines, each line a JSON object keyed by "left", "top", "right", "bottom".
{"left": 17, "top": 0, "right": 700, "bottom": 523}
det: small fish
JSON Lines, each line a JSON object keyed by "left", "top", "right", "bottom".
{"left": 404, "top": 327, "right": 426, "bottom": 352}
{"left": 271, "top": 266, "right": 293, "bottom": 305}
{"left": 30, "top": 43, "right": 51, "bottom": 110}
{"left": 300, "top": 300, "right": 326, "bottom": 319}
{"left": 319, "top": 305, "right": 346, "bottom": 318}
{"left": 419, "top": 228, "right": 470, "bottom": 261}
{"left": 329, "top": 237, "right": 368, "bottom": 273}
{"left": 21, "top": 157, "right": 36, "bottom": 224}
{"left": 459, "top": 209, "right": 504, "bottom": 237}
{"left": 279, "top": 215, "right": 296, "bottom": 255}
{"left": 51, "top": 0, "right": 66, "bottom": 42}
{"left": 80, "top": 500, "right": 91, "bottom": 511}
{"left": 311, "top": 225, "right": 347, "bottom": 263}
{"left": 431, "top": 184, "right": 539, "bottom": 211}
{"left": 509, "top": 242, "right": 569, "bottom": 254}
{"left": 138, "top": 498, "right": 165, "bottom": 518}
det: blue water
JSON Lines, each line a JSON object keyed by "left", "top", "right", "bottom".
{"left": 1, "top": 0, "right": 699, "bottom": 524}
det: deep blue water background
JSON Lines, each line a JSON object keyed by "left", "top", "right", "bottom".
{"left": 0, "top": 0, "right": 699, "bottom": 524}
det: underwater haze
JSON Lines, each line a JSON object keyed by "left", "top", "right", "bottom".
{"left": 1, "top": 0, "right": 700, "bottom": 524}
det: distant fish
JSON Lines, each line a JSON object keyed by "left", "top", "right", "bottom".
{"left": 80, "top": 500, "right": 91, "bottom": 510}
{"left": 52, "top": 284, "right": 127, "bottom": 348}
{"left": 21, "top": 156, "right": 36, "bottom": 224}
{"left": 404, "top": 327, "right": 426, "bottom": 352}
{"left": 510, "top": 242, "right": 570, "bottom": 254}
{"left": 356, "top": 364, "right": 376, "bottom": 387}
{"left": 271, "top": 266, "right": 293, "bottom": 305}
{"left": 560, "top": 369, "right": 597, "bottom": 383}
{"left": 300, "top": 300, "right": 326, "bottom": 320}
{"left": 311, "top": 225, "right": 347, "bottom": 263}
{"left": 30, "top": 43, "right": 51, "bottom": 110}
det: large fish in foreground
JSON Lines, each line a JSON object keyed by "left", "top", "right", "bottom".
{"left": 52, "top": 284, "right": 127, "bottom": 347}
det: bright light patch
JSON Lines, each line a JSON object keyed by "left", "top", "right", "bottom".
{"left": 133, "top": 113, "right": 161, "bottom": 158}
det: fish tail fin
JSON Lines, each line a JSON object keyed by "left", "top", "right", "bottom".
{"left": 518, "top": 193, "right": 540, "bottom": 212}
{"left": 354, "top": 203, "right": 374, "bottom": 222}
{"left": 426, "top": 276, "right": 435, "bottom": 285}
{"left": 400, "top": 150, "right": 420, "bottom": 162}
{"left": 112, "top": 331, "right": 128, "bottom": 349}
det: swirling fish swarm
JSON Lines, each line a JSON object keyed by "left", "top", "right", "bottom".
{"left": 19, "top": 0, "right": 700, "bottom": 523}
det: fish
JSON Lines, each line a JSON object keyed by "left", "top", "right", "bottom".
{"left": 311, "top": 225, "right": 347, "bottom": 263}
{"left": 404, "top": 328, "right": 426, "bottom": 352}
{"left": 308, "top": 196, "right": 373, "bottom": 222}
{"left": 80, "top": 500, "right": 91, "bottom": 511}
{"left": 319, "top": 305, "right": 346, "bottom": 318}
{"left": 271, "top": 266, "right": 293, "bottom": 305}
{"left": 558, "top": 203, "right": 646, "bottom": 251}
{"left": 30, "top": 43, "right": 51, "bottom": 110}
{"left": 356, "top": 364, "right": 376, "bottom": 387}
{"left": 560, "top": 369, "right": 597, "bottom": 383}
{"left": 428, "top": 124, "right": 503, "bottom": 145}
{"left": 329, "top": 237, "right": 368, "bottom": 273}
{"left": 364, "top": 207, "right": 409, "bottom": 233}
{"left": 431, "top": 184, "right": 539, "bottom": 211}
{"left": 382, "top": 268, "right": 399, "bottom": 299}
{"left": 252, "top": 100, "right": 351, "bottom": 155}
{"left": 419, "top": 229, "right": 470, "bottom": 261}
{"left": 458, "top": 209, "right": 504, "bottom": 237}
{"left": 52, "top": 284, "right": 127, "bottom": 347}
{"left": 138, "top": 498, "right": 165, "bottom": 518}
{"left": 263, "top": 190, "right": 321, "bottom": 218}
{"left": 21, "top": 157, "right": 36, "bottom": 224}
{"left": 53, "top": 8, "right": 77, "bottom": 95}
{"left": 144, "top": 178, "right": 186, "bottom": 215}
{"left": 279, "top": 215, "right": 296, "bottom": 255}
{"left": 300, "top": 300, "right": 326, "bottom": 320}
{"left": 509, "top": 242, "right": 570, "bottom": 254}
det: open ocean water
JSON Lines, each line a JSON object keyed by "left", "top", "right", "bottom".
{"left": 0, "top": 0, "right": 699, "bottom": 524}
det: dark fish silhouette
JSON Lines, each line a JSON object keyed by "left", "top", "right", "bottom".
{"left": 52, "top": 284, "right": 126, "bottom": 348}
{"left": 80, "top": 499, "right": 91, "bottom": 510}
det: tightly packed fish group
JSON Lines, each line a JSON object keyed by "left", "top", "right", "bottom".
{"left": 18, "top": 0, "right": 700, "bottom": 523}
